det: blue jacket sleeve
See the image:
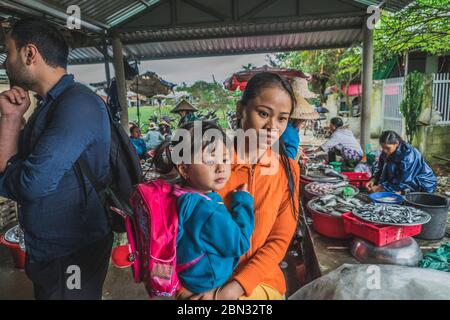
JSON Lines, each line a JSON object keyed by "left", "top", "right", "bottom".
{"left": 1, "top": 93, "right": 108, "bottom": 202}
{"left": 281, "top": 122, "right": 300, "bottom": 160}
{"left": 373, "top": 154, "right": 385, "bottom": 183}
{"left": 200, "top": 191, "right": 254, "bottom": 257}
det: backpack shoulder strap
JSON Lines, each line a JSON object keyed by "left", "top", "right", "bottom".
{"left": 45, "top": 83, "right": 108, "bottom": 196}
{"left": 172, "top": 184, "right": 211, "bottom": 201}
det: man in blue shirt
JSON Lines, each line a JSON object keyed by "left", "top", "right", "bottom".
{"left": 0, "top": 19, "right": 112, "bottom": 299}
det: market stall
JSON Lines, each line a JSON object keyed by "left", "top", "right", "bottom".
{"left": 299, "top": 162, "right": 450, "bottom": 282}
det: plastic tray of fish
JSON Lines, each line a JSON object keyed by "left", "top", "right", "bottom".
{"left": 352, "top": 204, "right": 431, "bottom": 226}
{"left": 305, "top": 181, "right": 359, "bottom": 197}
{"left": 308, "top": 194, "right": 366, "bottom": 217}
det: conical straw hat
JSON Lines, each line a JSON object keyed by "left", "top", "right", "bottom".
{"left": 291, "top": 78, "right": 319, "bottom": 120}
{"left": 171, "top": 99, "right": 198, "bottom": 113}
{"left": 291, "top": 77, "right": 317, "bottom": 99}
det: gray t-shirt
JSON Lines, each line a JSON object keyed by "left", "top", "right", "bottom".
{"left": 320, "top": 128, "right": 363, "bottom": 155}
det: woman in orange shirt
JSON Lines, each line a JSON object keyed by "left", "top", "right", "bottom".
{"left": 180, "top": 72, "right": 300, "bottom": 300}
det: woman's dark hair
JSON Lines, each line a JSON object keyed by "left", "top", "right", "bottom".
{"left": 239, "top": 72, "right": 299, "bottom": 219}
{"left": 379, "top": 130, "right": 404, "bottom": 145}
{"left": 153, "top": 121, "right": 230, "bottom": 175}
{"left": 330, "top": 117, "right": 344, "bottom": 128}
{"left": 240, "top": 72, "right": 297, "bottom": 113}
{"left": 10, "top": 18, "right": 69, "bottom": 69}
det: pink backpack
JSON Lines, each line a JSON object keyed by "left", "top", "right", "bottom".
{"left": 111, "top": 179, "right": 206, "bottom": 297}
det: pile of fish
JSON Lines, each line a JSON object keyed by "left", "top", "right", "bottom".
{"left": 436, "top": 176, "right": 450, "bottom": 197}
{"left": 308, "top": 194, "right": 366, "bottom": 217}
{"left": 306, "top": 181, "right": 358, "bottom": 197}
{"left": 353, "top": 204, "right": 431, "bottom": 226}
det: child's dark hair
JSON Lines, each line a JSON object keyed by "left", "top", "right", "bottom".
{"left": 153, "top": 121, "right": 230, "bottom": 175}
{"left": 239, "top": 72, "right": 299, "bottom": 219}
{"left": 379, "top": 130, "right": 404, "bottom": 145}
{"left": 130, "top": 125, "right": 139, "bottom": 135}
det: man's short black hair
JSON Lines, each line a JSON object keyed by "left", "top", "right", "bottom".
{"left": 330, "top": 117, "right": 344, "bottom": 128}
{"left": 10, "top": 18, "right": 69, "bottom": 69}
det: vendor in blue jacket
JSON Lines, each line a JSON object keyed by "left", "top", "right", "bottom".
{"left": 366, "top": 130, "right": 437, "bottom": 194}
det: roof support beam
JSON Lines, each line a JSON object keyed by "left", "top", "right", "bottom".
{"left": 102, "top": 37, "right": 111, "bottom": 87}
{"left": 112, "top": 31, "right": 129, "bottom": 131}
{"left": 361, "top": 17, "right": 374, "bottom": 148}
{"left": 170, "top": 0, "right": 177, "bottom": 26}
{"left": 112, "top": 0, "right": 168, "bottom": 29}
{"left": 232, "top": 0, "right": 239, "bottom": 21}
{"left": 180, "top": 0, "right": 227, "bottom": 21}
{"left": 242, "top": 0, "right": 280, "bottom": 20}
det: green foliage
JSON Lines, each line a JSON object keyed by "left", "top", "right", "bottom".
{"left": 400, "top": 71, "right": 425, "bottom": 143}
{"left": 271, "top": 47, "right": 362, "bottom": 103}
{"left": 270, "top": 0, "right": 450, "bottom": 100}
{"left": 376, "top": 0, "right": 450, "bottom": 61}
{"left": 176, "top": 80, "right": 240, "bottom": 111}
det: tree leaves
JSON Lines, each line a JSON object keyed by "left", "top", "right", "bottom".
{"left": 400, "top": 71, "right": 425, "bottom": 142}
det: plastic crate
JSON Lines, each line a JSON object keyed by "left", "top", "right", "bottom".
{"left": 342, "top": 212, "right": 422, "bottom": 247}
{"left": 342, "top": 172, "right": 371, "bottom": 189}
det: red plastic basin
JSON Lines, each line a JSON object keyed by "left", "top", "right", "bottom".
{"left": 0, "top": 234, "right": 26, "bottom": 269}
{"left": 307, "top": 200, "right": 351, "bottom": 239}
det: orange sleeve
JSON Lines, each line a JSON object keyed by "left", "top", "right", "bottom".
{"left": 233, "top": 160, "right": 300, "bottom": 296}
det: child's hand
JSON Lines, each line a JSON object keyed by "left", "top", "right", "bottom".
{"left": 234, "top": 183, "right": 249, "bottom": 193}
{"left": 189, "top": 288, "right": 218, "bottom": 300}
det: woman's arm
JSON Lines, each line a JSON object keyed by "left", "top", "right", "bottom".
{"left": 232, "top": 165, "right": 299, "bottom": 296}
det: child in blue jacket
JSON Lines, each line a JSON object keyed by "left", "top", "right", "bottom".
{"left": 154, "top": 121, "right": 254, "bottom": 295}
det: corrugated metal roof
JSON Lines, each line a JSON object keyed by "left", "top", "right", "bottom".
{"left": 0, "top": 0, "right": 413, "bottom": 64}
{"left": 354, "top": 0, "right": 413, "bottom": 11}
{"left": 125, "top": 29, "right": 363, "bottom": 60}
{"left": 44, "top": 0, "right": 161, "bottom": 27}
{"left": 120, "top": 16, "right": 365, "bottom": 44}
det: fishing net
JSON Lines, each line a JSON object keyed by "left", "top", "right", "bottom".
{"left": 419, "top": 243, "right": 450, "bottom": 272}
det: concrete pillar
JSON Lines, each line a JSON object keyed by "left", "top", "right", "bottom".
{"left": 111, "top": 31, "right": 129, "bottom": 131}
{"left": 361, "top": 19, "right": 374, "bottom": 149}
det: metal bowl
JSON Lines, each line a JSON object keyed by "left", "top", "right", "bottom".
{"left": 4, "top": 225, "right": 21, "bottom": 244}
{"left": 351, "top": 237, "right": 423, "bottom": 267}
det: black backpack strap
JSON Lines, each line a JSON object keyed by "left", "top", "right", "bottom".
{"left": 44, "top": 83, "right": 108, "bottom": 205}
{"left": 76, "top": 157, "right": 106, "bottom": 194}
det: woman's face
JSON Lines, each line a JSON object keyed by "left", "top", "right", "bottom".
{"left": 381, "top": 142, "right": 399, "bottom": 157}
{"left": 237, "top": 86, "right": 292, "bottom": 147}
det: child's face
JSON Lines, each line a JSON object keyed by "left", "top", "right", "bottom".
{"left": 238, "top": 86, "right": 292, "bottom": 147}
{"left": 131, "top": 128, "right": 141, "bottom": 138}
{"left": 177, "top": 142, "right": 232, "bottom": 193}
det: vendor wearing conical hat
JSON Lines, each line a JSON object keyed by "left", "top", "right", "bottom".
{"left": 171, "top": 99, "right": 199, "bottom": 127}
{"left": 281, "top": 78, "right": 319, "bottom": 160}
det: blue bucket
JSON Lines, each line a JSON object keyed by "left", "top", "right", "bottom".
{"left": 369, "top": 192, "right": 404, "bottom": 204}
